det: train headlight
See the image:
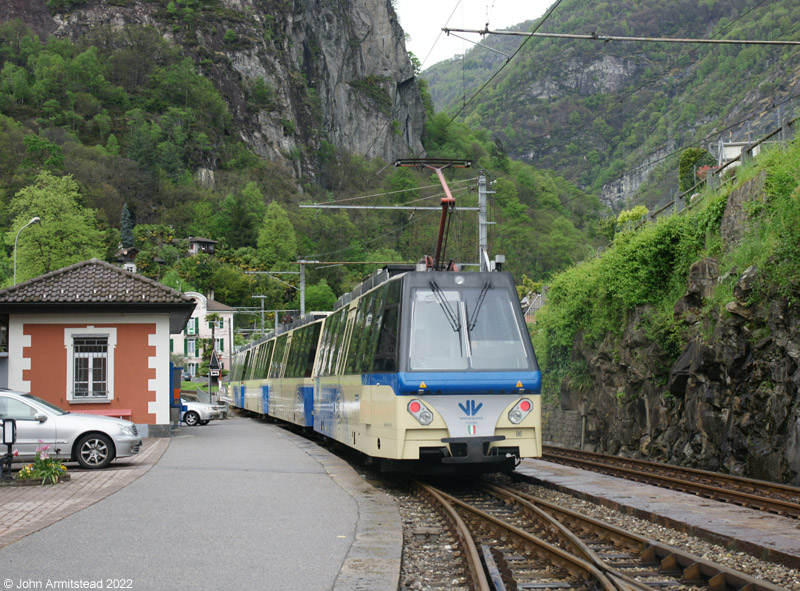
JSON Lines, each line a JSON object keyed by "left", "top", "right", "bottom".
{"left": 408, "top": 399, "right": 434, "bottom": 426}
{"left": 508, "top": 398, "right": 533, "bottom": 424}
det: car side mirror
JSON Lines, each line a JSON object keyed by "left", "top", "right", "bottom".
{"left": 35, "top": 413, "right": 48, "bottom": 423}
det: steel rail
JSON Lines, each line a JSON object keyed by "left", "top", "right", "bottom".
{"left": 492, "top": 482, "right": 788, "bottom": 591}
{"left": 415, "top": 481, "right": 492, "bottom": 591}
{"left": 423, "top": 482, "right": 621, "bottom": 591}
{"left": 542, "top": 447, "right": 800, "bottom": 518}
{"left": 479, "top": 482, "right": 655, "bottom": 591}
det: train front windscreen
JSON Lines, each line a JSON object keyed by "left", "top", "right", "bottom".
{"left": 408, "top": 280, "right": 534, "bottom": 371}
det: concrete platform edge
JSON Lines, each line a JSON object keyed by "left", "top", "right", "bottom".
{"left": 517, "top": 470, "right": 800, "bottom": 570}
{"left": 296, "top": 438, "right": 402, "bottom": 591}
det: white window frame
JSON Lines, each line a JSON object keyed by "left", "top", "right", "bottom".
{"left": 186, "top": 339, "right": 197, "bottom": 358}
{"left": 65, "top": 327, "right": 117, "bottom": 403}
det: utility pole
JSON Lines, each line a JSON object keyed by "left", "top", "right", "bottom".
{"left": 478, "top": 173, "right": 489, "bottom": 271}
{"left": 297, "top": 260, "right": 319, "bottom": 316}
{"left": 251, "top": 295, "right": 267, "bottom": 336}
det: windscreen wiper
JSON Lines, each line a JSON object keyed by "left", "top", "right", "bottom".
{"left": 468, "top": 281, "right": 491, "bottom": 331}
{"left": 430, "top": 280, "right": 460, "bottom": 332}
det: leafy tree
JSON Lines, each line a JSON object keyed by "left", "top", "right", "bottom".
{"left": 257, "top": 201, "right": 297, "bottom": 268}
{"left": 22, "top": 135, "right": 63, "bottom": 170}
{"left": 220, "top": 182, "right": 265, "bottom": 249}
{"left": 291, "top": 279, "right": 336, "bottom": 311}
{"left": 6, "top": 171, "right": 104, "bottom": 281}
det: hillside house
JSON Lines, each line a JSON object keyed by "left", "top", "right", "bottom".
{"left": 170, "top": 292, "right": 234, "bottom": 377}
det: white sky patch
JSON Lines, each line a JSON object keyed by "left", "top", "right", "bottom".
{"left": 394, "top": 0, "right": 552, "bottom": 71}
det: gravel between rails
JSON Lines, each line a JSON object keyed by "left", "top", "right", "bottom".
{"left": 496, "top": 474, "right": 800, "bottom": 591}
{"left": 383, "top": 474, "right": 799, "bottom": 591}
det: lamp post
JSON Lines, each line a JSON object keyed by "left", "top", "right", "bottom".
{"left": 13, "top": 216, "right": 40, "bottom": 285}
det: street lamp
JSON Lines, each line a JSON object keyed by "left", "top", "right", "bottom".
{"left": 13, "top": 216, "right": 41, "bottom": 285}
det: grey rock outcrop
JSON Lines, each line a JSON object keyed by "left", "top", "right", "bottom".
{"left": 6, "top": 0, "right": 426, "bottom": 177}
{"left": 560, "top": 181, "right": 800, "bottom": 485}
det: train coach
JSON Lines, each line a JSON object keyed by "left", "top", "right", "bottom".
{"left": 227, "top": 264, "right": 542, "bottom": 474}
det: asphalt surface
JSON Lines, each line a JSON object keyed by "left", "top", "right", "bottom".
{"left": 0, "top": 417, "right": 401, "bottom": 591}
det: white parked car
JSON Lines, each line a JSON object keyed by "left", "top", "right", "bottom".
{"left": 0, "top": 389, "right": 142, "bottom": 469}
{"left": 180, "top": 398, "right": 224, "bottom": 426}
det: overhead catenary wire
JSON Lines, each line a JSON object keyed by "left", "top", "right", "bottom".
{"left": 440, "top": 0, "right": 568, "bottom": 133}
{"left": 304, "top": 176, "right": 476, "bottom": 206}
{"left": 443, "top": 27, "right": 800, "bottom": 46}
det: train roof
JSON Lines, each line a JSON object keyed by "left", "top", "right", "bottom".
{"left": 333, "top": 264, "right": 415, "bottom": 310}
{"left": 237, "top": 311, "right": 328, "bottom": 353}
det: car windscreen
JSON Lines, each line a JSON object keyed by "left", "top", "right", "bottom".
{"left": 24, "top": 393, "right": 68, "bottom": 415}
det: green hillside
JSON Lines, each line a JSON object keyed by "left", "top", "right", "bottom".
{"left": 0, "top": 17, "right": 603, "bottom": 323}
{"left": 422, "top": 0, "right": 800, "bottom": 208}
{"left": 532, "top": 137, "right": 800, "bottom": 394}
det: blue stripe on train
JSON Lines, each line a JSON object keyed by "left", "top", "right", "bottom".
{"left": 298, "top": 385, "right": 314, "bottom": 427}
{"left": 361, "top": 371, "right": 541, "bottom": 396}
{"left": 237, "top": 385, "right": 245, "bottom": 408}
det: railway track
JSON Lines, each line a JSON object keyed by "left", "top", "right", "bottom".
{"left": 541, "top": 446, "right": 800, "bottom": 519}
{"left": 414, "top": 478, "right": 788, "bottom": 591}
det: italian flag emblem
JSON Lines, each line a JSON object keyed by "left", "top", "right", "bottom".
{"left": 467, "top": 424, "right": 477, "bottom": 435}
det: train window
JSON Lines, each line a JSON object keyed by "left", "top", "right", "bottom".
{"left": 330, "top": 308, "right": 349, "bottom": 376}
{"left": 360, "top": 286, "right": 387, "bottom": 373}
{"left": 408, "top": 283, "right": 532, "bottom": 371}
{"left": 372, "top": 280, "right": 401, "bottom": 372}
{"left": 338, "top": 307, "right": 357, "bottom": 375}
{"left": 409, "top": 288, "right": 468, "bottom": 370}
{"left": 316, "top": 315, "right": 333, "bottom": 377}
{"left": 467, "top": 290, "right": 530, "bottom": 370}
{"left": 346, "top": 290, "right": 380, "bottom": 374}
{"left": 243, "top": 348, "right": 254, "bottom": 380}
{"left": 269, "top": 334, "right": 288, "bottom": 378}
{"left": 255, "top": 339, "right": 274, "bottom": 379}
{"left": 284, "top": 331, "right": 303, "bottom": 378}
{"left": 304, "top": 323, "right": 322, "bottom": 377}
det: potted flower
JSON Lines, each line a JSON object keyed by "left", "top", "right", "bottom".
{"left": 16, "top": 442, "right": 69, "bottom": 485}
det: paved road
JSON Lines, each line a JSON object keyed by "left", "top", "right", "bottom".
{"left": 0, "top": 417, "right": 400, "bottom": 591}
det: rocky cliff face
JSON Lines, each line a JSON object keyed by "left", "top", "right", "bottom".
{"left": 8, "top": 0, "right": 426, "bottom": 177}
{"left": 560, "top": 173, "right": 800, "bottom": 485}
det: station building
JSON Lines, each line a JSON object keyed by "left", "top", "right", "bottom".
{"left": 0, "top": 259, "right": 195, "bottom": 436}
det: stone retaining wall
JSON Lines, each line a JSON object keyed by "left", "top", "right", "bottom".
{"left": 542, "top": 403, "right": 582, "bottom": 449}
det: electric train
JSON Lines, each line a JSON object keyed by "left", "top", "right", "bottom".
{"left": 227, "top": 264, "right": 542, "bottom": 473}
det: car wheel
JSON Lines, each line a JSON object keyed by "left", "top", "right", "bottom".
{"left": 76, "top": 434, "right": 115, "bottom": 469}
{"left": 184, "top": 411, "right": 200, "bottom": 426}
{"left": 199, "top": 420, "right": 210, "bottom": 425}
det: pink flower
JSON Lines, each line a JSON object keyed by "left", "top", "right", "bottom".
{"left": 12, "top": 449, "right": 19, "bottom": 457}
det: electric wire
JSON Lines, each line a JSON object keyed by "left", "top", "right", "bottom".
{"left": 304, "top": 176, "right": 476, "bottom": 205}
{"left": 440, "top": 0, "right": 568, "bottom": 133}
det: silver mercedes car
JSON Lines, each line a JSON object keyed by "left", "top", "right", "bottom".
{"left": 0, "top": 389, "right": 142, "bottom": 469}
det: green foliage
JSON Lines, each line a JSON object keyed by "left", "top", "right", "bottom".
{"left": 120, "top": 202, "right": 134, "bottom": 248}
{"left": 349, "top": 74, "right": 392, "bottom": 116}
{"left": 534, "top": 138, "right": 800, "bottom": 392}
{"left": 16, "top": 443, "right": 67, "bottom": 485}
{"left": 679, "top": 148, "right": 716, "bottom": 192}
{"left": 292, "top": 279, "right": 336, "bottom": 311}
{"left": 616, "top": 205, "right": 649, "bottom": 231}
{"left": 257, "top": 202, "right": 297, "bottom": 268}
{"left": 422, "top": 0, "right": 800, "bottom": 202}
{"left": 6, "top": 171, "right": 105, "bottom": 282}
